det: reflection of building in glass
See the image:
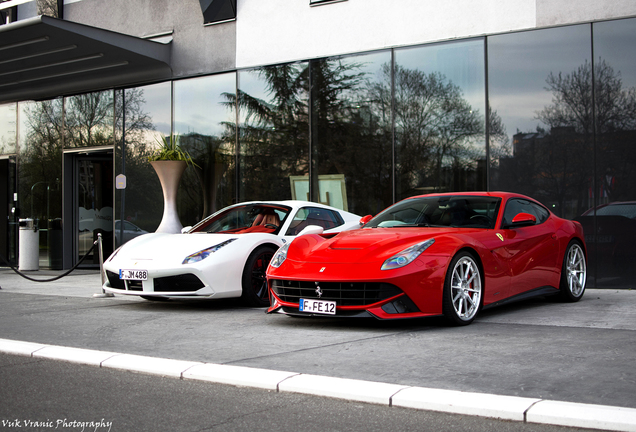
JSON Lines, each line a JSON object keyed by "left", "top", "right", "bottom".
{"left": 0, "top": 0, "right": 635, "bottom": 287}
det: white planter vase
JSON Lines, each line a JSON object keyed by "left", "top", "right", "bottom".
{"left": 151, "top": 160, "right": 187, "bottom": 233}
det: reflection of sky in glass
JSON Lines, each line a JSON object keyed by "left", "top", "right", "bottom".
{"left": 238, "top": 64, "right": 308, "bottom": 123}
{"left": 488, "top": 25, "right": 591, "bottom": 136}
{"left": 338, "top": 50, "right": 391, "bottom": 84}
{"left": 0, "top": 103, "right": 17, "bottom": 154}
{"left": 131, "top": 82, "right": 171, "bottom": 136}
{"left": 594, "top": 18, "right": 636, "bottom": 88}
{"left": 174, "top": 73, "right": 236, "bottom": 137}
{"left": 396, "top": 39, "right": 485, "bottom": 114}
{"left": 238, "top": 69, "right": 274, "bottom": 123}
{"left": 239, "top": 69, "right": 272, "bottom": 101}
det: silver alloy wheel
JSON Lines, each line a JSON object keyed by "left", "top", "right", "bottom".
{"left": 450, "top": 255, "right": 482, "bottom": 321}
{"left": 566, "top": 243, "right": 586, "bottom": 297}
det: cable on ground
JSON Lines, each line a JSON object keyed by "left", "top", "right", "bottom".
{"left": 0, "top": 240, "right": 99, "bottom": 283}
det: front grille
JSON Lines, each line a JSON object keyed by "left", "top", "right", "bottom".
{"left": 271, "top": 279, "right": 402, "bottom": 306}
{"left": 106, "top": 271, "right": 125, "bottom": 289}
{"left": 154, "top": 274, "right": 205, "bottom": 292}
{"left": 126, "top": 280, "right": 143, "bottom": 291}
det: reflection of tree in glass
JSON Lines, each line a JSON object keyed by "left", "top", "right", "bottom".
{"left": 219, "top": 59, "right": 492, "bottom": 213}
{"left": 537, "top": 59, "right": 636, "bottom": 134}
{"left": 178, "top": 132, "right": 234, "bottom": 221}
{"left": 224, "top": 63, "right": 310, "bottom": 202}
{"left": 66, "top": 92, "right": 114, "bottom": 148}
{"left": 383, "top": 64, "right": 484, "bottom": 196}
{"left": 508, "top": 59, "right": 636, "bottom": 217}
{"left": 20, "top": 99, "right": 64, "bottom": 222}
{"left": 114, "top": 89, "right": 167, "bottom": 231}
{"left": 310, "top": 58, "right": 391, "bottom": 215}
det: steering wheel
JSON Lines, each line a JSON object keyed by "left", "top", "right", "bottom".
{"left": 263, "top": 223, "right": 278, "bottom": 229}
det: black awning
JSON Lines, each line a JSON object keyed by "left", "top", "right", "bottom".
{"left": 0, "top": 16, "right": 172, "bottom": 104}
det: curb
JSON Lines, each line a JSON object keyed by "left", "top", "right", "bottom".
{"left": 2, "top": 338, "right": 635, "bottom": 431}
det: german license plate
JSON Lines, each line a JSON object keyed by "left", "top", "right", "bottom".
{"left": 299, "top": 298, "right": 336, "bottom": 315}
{"left": 119, "top": 269, "right": 148, "bottom": 280}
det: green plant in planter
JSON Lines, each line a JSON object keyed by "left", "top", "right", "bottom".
{"left": 148, "top": 134, "right": 196, "bottom": 166}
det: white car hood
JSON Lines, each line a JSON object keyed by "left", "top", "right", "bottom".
{"left": 110, "top": 232, "right": 254, "bottom": 264}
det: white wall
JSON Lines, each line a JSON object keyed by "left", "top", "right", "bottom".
{"left": 236, "top": 0, "right": 636, "bottom": 69}
{"left": 236, "top": 0, "right": 536, "bottom": 68}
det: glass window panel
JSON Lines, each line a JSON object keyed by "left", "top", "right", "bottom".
{"left": 65, "top": 91, "right": 115, "bottom": 148}
{"left": 0, "top": 103, "right": 16, "bottom": 155}
{"left": 174, "top": 73, "right": 236, "bottom": 224}
{"left": 588, "top": 18, "right": 636, "bottom": 287}
{"left": 311, "top": 51, "right": 392, "bottom": 216}
{"left": 394, "top": 39, "right": 486, "bottom": 201}
{"left": 488, "top": 25, "right": 593, "bottom": 220}
{"left": 114, "top": 83, "right": 171, "bottom": 247}
{"left": 238, "top": 63, "right": 310, "bottom": 203}
{"left": 18, "top": 99, "right": 63, "bottom": 268}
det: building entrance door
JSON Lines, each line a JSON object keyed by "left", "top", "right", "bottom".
{"left": 65, "top": 150, "right": 114, "bottom": 268}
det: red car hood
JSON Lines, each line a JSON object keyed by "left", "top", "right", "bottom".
{"left": 288, "top": 227, "right": 450, "bottom": 264}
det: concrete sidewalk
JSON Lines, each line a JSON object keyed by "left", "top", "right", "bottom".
{"left": 1, "top": 266, "right": 636, "bottom": 431}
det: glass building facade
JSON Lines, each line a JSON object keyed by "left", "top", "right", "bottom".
{"left": 1, "top": 18, "right": 635, "bottom": 287}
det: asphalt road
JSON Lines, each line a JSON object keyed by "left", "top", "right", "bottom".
{"left": 0, "top": 268, "right": 635, "bottom": 431}
{"left": 1, "top": 351, "right": 601, "bottom": 432}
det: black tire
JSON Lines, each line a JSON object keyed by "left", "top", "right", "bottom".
{"left": 559, "top": 240, "right": 586, "bottom": 302}
{"left": 442, "top": 252, "right": 483, "bottom": 326}
{"left": 241, "top": 245, "right": 276, "bottom": 307}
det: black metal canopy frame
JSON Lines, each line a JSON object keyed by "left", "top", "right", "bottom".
{"left": 0, "top": 15, "right": 172, "bottom": 104}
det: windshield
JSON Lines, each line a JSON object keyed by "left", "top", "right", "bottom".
{"left": 365, "top": 195, "right": 501, "bottom": 229}
{"left": 190, "top": 204, "right": 291, "bottom": 234}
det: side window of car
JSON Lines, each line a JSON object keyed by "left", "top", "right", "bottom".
{"left": 502, "top": 199, "right": 550, "bottom": 227}
{"left": 286, "top": 207, "right": 344, "bottom": 235}
{"left": 529, "top": 202, "right": 550, "bottom": 224}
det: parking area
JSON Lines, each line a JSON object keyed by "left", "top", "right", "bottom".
{"left": 1, "top": 268, "right": 635, "bottom": 429}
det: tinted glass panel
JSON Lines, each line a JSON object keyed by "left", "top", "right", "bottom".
{"left": 174, "top": 73, "right": 237, "bottom": 225}
{"left": 311, "top": 51, "right": 393, "bottom": 216}
{"left": 488, "top": 25, "right": 592, "bottom": 220}
{"left": 585, "top": 18, "right": 636, "bottom": 287}
{"left": 65, "top": 91, "right": 114, "bottom": 148}
{"left": 238, "top": 64, "right": 309, "bottom": 203}
{"left": 18, "top": 99, "right": 63, "bottom": 268}
{"left": 115, "top": 83, "right": 170, "bottom": 246}
{"left": 395, "top": 39, "right": 486, "bottom": 200}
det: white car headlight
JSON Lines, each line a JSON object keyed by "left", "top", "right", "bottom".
{"left": 269, "top": 242, "right": 289, "bottom": 268}
{"left": 182, "top": 238, "right": 237, "bottom": 264}
{"left": 381, "top": 239, "right": 435, "bottom": 270}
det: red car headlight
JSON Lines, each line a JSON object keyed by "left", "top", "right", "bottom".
{"left": 381, "top": 239, "right": 435, "bottom": 270}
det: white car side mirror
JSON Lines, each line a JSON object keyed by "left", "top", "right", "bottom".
{"left": 297, "top": 225, "right": 324, "bottom": 236}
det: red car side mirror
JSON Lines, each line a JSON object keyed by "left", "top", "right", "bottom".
{"left": 511, "top": 212, "right": 536, "bottom": 227}
{"left": 359, "top": 215, "right": 373, "bottom": 226}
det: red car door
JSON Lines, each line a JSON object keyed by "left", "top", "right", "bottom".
{"left": 497, "top": 199, "right": 560, "bottom": 298}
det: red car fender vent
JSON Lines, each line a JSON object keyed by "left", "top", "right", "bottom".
{"left": 380, "top": 294, "right": 420, "bottom": 314}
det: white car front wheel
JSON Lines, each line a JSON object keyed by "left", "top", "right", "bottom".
{"left": 241, "top": 245, "right": 277, "bottom": 307}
